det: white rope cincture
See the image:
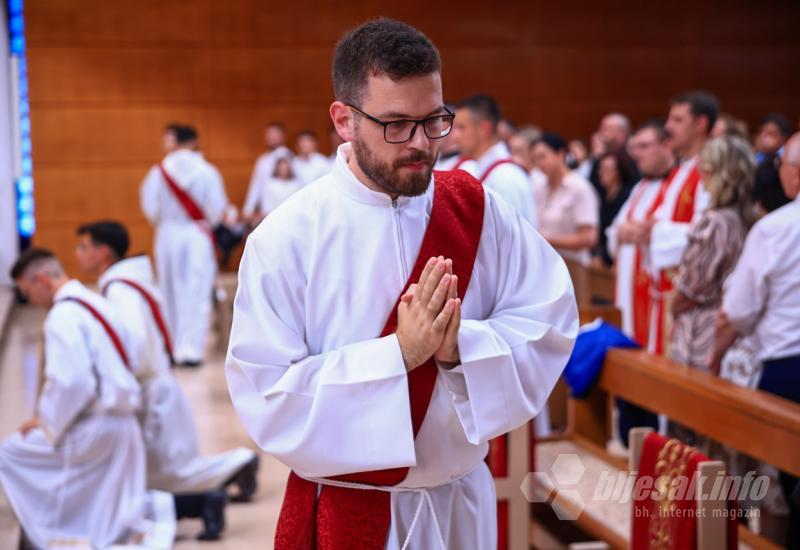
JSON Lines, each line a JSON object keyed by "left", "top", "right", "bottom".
{"left": 295, "top": 474, "right": 447, "bottom": 550}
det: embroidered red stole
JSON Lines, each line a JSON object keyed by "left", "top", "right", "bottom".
{"left": 632, "top": 432, "right": 738, "bottom": 549}
{"left": 158, "top": 163, "right": 217, "bottom": 251}
{"left": 58, "top": 297, "right": 131, "bottom": 370}
{"left": 274, "top": 169, "right": 486, "bottom": 549}
{"left": 102, "top": 277, "right": 175, "bottom": 366}
{"left": 651, "top": 163, "right": 701, "bottom": 354}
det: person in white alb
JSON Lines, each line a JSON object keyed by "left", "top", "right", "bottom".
{"left": 243, "top": 122, "right": 293, "bottom": 221}
{"left": 452, "top": 94, "right": 538, "bottom": 228}
{"left": 292, "top": 130, "right": 331, "bottom": 185}
{"left": 606, "top": 120, "right": 675, "bottom": 346}
{"left": 75, "top": 221, "right": 260, "bottom": 540}
{"left": 140, "top": 125, "right": 229, "bottom": 366}
{"left": 0, "top": 249, "right": 153, "bottom": 548}
{"left": 713, "top": 132, "right": 800, "bottom": 546}
{"left": 226, "top": 19, "right": 577, "bottom": 549}
{"left": 640, "top": 91, "right": 717, "bottom": 354}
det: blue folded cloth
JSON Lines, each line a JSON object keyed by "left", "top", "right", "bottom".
{"left": 564, "top": 319, "right": 639, "bottom": 398}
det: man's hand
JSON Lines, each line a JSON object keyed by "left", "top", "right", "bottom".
{"left": 397, "top": 257, "right": 458, "bottom": 372}
{"left": 18, "top": 417, "right": 40, "bottom": 436}
{"left": 434, "top": 265, "right": 461, "bottom": 366}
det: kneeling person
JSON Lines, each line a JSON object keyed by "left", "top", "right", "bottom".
{"left": 1, "top": 249, "right": 147, "bottom": 548}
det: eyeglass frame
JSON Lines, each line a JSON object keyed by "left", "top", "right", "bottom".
{"left": 347, "top": 104, "right": 455, "bottom": 144}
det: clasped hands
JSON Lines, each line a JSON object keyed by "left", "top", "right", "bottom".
{"left": 396, "top": 256, "right": 461, "bottom": 372}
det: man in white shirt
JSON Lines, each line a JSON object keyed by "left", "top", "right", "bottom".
{"left": 606, "top": 120, "right": 675, "bottom": 346}
{"left": 140, "top": 125, "right": 228, "bottom": 366}
{"left": 714, "top": 132, "right": 800, "bottom": 546}
{"left": 292, "top": 130, "right": 331, "bottom": 185}
{"left": 76, "top": 221, "right": 260, "bottom": 540}
{"left": 242, "top": 122, "right": 293, "bottom": 221}
{"left": 641, "top": 91, "right": 718, "bottom": 354}
{"left": 453, "top": 94, "right": 538, "bottom": 228}
{"left": 226, "top": 18, "right": 577, "bottom": 549}
{"left": 1, "top": 249, "right": 148, "bottom": 548}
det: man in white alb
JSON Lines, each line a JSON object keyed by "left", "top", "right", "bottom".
{"left": 242, "top": 122, "right": 293, "bottom": 222}
{"left": 606, "top": 120, "right": 675, "bottom": 346}
{"left": 75, "top": 221, "right": 259, "bottom": 540}
{"left": 1, "top": 249, "right": 151, "bottom": 548}
{"left": 453, "top": 94, "right": 538, "bottom": 228}
{"left": 292, "top": 130, "right": 331, "bottom": 185}
{"left": 140, "top": 125, "right": 228, "bottom": 366}
{"left": 226, "top": 18, "right": 577, "bottom": 549}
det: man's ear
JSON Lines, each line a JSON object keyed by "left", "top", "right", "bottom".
{"left": 330, "top": 102, "right": 355, "bottom": 142}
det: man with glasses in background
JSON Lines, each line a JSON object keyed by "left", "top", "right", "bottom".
{"left": 225, "top": 18, "right": 577, "bottom": 549}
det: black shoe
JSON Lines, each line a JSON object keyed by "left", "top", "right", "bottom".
{"left": 174, "top": 490, "right": 227, "bottom": 541}
{"left": 197, "top": 490, "right": 226, "bottom": 541}
{"left": 178, "top": 359, "right": 203, "bottom": 368}
{"left": 226, "top": 455, "right": 260, "bottom": 503}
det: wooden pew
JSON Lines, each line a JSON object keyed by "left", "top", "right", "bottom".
{"left": 532, "top": 348, "right": 800, "bottom": 549}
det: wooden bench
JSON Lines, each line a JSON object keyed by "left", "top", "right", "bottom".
{"left": 531, "top": 348, "right": 800, "bottom": 549}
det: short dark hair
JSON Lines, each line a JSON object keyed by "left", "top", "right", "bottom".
{"left": 670, "top": 90, "right": 720, "bottom": 135}
{"left": 636, "top": 118, "right": 669, "bottom": 142}
{"left": 266, "top": 122, "right": 285, "bottom": 132}
{"left": 332, "top": 18, "right": 441, "bottom": 105}
{"left": 164, "top": 122, "right": 182, "bottom": 135}
{"left": 456, "top": 94, "right": 502, "bottom": 130}
{"left": 10, "top": 247, "right": 56, "bottom": 280}
{"left": 759, "top": 113, "right": 791, "bottom": 138}
{"left": 297, "top": 129, "right": 317, "bottom": 140}
{"left": 533, "top": 132, "right": 568, "bottom": 154}
{"left": 175, "top": 125, "right": 198, "bottom": 145}
{"left": 77, "top": 221, "right": 130, "bottom": 259}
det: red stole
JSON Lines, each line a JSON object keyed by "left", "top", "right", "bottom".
{"left": 102, "top": 277, "right": 175, "bottom": 366}
{"left": 632, "top": 432, "right": 738, "bottom": 550}
{"left": 274, "top": 170, "right": 486, "bottom": 549}
{"left": 158, "top": 163, "right": 217, "bottom": 251}
{"left": 651, "top": 163, "right": 701, "bottom": 354}
{"left": 627, "top": 174, "right": 674, "bottom": 348}
{"left": 58, "top": 297, "right": 131, "bottom": 371}
{"left": 479, "top": 159, "right": 527, "bottom": 184}
{"left": 452, "top": 156, "right": 470, "bottom": 171}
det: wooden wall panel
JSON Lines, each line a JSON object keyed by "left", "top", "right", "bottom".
{"left": 24, "top": 0, "right": 800, "bottom": 278}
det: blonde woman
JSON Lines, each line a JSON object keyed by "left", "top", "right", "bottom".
{"left": 670, "top": 136, "right": 756, "bottom": 372}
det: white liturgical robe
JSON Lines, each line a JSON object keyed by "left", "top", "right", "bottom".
{"left": 140, "top": 148, "right": 228, "bottom": 363}
{"left": 242, "top": 145, "right": 293, "bottom": 218}
{"left": 458, "top": 141, "right": 538, "bottom": 229}
{"left": 292, "top": 152, "right": 330, "bottom": 186}
{"left": 226, "top": 143, "right": 577, "bottom": 548}
{"left": 606, "top": 178, "right": 664, "bottom": 338}
{"left": 0, "top": 280, "right": 146, "bottom": 548}
{"left": 100, "top": 256, "right": 255, "bottom": 494}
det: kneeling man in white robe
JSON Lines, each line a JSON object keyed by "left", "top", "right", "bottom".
{"left": 226, "top": 19, "right": 577, "bottom": 549}
{"left": 1, "top": 249, "right": 149, "bottom": 548}
{"left": 75, "top": 221, "right": 260, "bottom": 539}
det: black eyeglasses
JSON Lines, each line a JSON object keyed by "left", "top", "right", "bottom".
{"left": 348, "top": 105, "right": 455, "bottom": 144}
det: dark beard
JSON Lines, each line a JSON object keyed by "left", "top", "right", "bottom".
{"left": 352, "top": 135, "right": 435, "bottom": 197}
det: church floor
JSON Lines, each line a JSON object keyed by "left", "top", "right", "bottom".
{"left": 0, "top": 301, "right": 288, "bottom": 549}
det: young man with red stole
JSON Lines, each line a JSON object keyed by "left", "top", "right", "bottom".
{"left": 226, "top": 19, "right": 578, "bottom": 549}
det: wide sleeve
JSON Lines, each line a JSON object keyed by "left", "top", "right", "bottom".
{"left": 140, "top": 165, "right": 163, "bottom": 224}
{"left": 242, "top": 156, "right": 266, "bottom": 218}
{"left": 606, "top": 189, "right": 635, "bottom": 258}
{"left": 225, "top": 235, "right": 416, "bottom": 477}
{"left": 650, "top": 184, "right": 710, "bottom": 271}
{"left": 203, "top": 165, "right": 229, "bottom": 226}
{"left": 722, "top": 224, "right": 771, "bottom": 335}
{"left": 437, "top": 193, "right": 579, "bottom": 444}
{"left": 675, "top": 212, "right": 728, "bottom": 305}
{"left": 36, "top": 308, "right": 97, "bottom": 444}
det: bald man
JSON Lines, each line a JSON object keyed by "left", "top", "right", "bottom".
{"left": 589, "top": 112, "right": 640, "bottom": 198}
{"left": 714, "top": 132, "right": 800, "bottom": 546}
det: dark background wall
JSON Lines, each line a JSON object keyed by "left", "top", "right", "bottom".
{"left": 25, "top": 0, "right": 800, "bottom": 274}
